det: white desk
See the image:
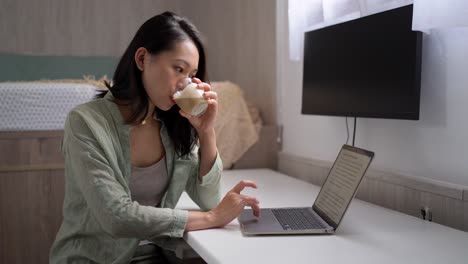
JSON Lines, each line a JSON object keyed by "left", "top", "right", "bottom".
{"left": 177, "top": 169, "right": 468, "bottom": 264}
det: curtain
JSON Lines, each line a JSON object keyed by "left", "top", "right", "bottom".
{"left": 413, "top": 0, "right": 468, "bottom": 33}
{"left": 288, "top": 0, "right": 324, "bottom": 61}
{"left": 288, "top": 0, "right": 468, "bottom": 61}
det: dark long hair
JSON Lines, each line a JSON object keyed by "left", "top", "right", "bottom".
{"left": 97, "top": 12, "right": 208, "bottom": 157}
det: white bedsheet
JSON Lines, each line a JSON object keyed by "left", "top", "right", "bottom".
{"left": 0, "top": 82, "right": 97, "bottom": 131}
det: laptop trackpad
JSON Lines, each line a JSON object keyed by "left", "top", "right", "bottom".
{"left": 238, "top": 209, "right": 282, "bottom": 234}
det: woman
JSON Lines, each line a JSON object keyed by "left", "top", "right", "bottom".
{"left": 50, "top": 12, "right": 260, "bottom": 264}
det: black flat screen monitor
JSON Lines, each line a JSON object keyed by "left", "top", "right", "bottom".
{"left": 302, "top": 4, "right": 422, "bottom": 120}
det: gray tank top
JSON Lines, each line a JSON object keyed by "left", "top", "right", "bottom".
{"left": 130, "top": 156, "right": 170, "bottom": 207}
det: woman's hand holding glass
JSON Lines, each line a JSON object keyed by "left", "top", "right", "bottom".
{"left": 178, "top": 77, "right": 218, "bottom": 135}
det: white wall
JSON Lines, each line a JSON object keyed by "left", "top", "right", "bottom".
{"left": 276, "top": 0, "right": 468, "bottom": 186}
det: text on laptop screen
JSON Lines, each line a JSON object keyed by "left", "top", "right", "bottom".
{"left": 314, "top": 148, "right": 372, "bottom": 224}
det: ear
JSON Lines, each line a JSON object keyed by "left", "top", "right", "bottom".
{"left": 135, "top": 47, "right": 148, "bottom": 71}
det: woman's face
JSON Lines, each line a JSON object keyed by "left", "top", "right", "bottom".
{"left": 137, "top": 40, "right": 200, "bottom": 111}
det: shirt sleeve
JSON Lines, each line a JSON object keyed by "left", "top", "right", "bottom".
{"left": 64, "top": 110, "right": 188, "bottom": 239}
{"left": 184, "top": 146, "right": 223, "bottom": 211}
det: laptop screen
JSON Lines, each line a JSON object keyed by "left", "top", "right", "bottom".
{"left": 313, "top": 145, "right": 374, "bottom": 228}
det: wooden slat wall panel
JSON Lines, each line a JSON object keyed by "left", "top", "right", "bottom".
{"left": 181, "top": 0, "right": 277, "bottom": 124}
{"left": 0, "top": 169, "right": 65, "bottom": 264}
{"left": 233, "top": 125, "right": 279, "bottom": 170}
{"left": 0, "top": 131, "right": 64, "bottom": 168}
{"left": 0, "top": 0, "right": 181, "bottom": 56}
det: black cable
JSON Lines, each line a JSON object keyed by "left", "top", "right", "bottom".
{"left": 352, "top": 117, "right": 357, "bottom": 147}
{"left": 345, "top": 117, "right": 350, "bottom": 145}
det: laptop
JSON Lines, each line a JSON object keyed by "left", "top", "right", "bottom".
{"left": 238, "top": 144, "right": 374, "bottom": 235}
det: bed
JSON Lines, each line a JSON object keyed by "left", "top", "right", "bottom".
{"left": 0, "top": 79, "right": 278, "bottom": 263}
{"left": 0, "top": 79, "right": 275, "bottom": 168}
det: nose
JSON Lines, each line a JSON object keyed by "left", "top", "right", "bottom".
{"left": 176, "top": 77, "right": 192, "bottom": 91}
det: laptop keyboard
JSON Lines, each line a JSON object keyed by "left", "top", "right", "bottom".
{"left": 272, "top": 208, "right": 326, "bottom": 231}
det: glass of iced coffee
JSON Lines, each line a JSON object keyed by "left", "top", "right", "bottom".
{"left": 173, "top": 78, "right": 208, "bottom": 116}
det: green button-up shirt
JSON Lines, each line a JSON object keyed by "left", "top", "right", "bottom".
{"left": 50, "top": 93, "right": 223, "bottom": 263}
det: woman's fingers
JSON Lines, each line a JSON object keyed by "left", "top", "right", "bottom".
{"left": 189, "top": 78, "right": 216, "bottom": 108}
{"left": 239, "top": 196, "right": 260, "bottom": 217}
{"left": 210, "top": 184, "right": 261, "bottom": 226}
{"left": 192, "top": 77, "right": 212, "bottom": 92}
{"left": 232, "top": 180, "right": 258, "bottom": 194}
{"left": 203, "top": 91, "right": 218, "bottom": 101}
{"left": 239, "top": 196, "right": 259, "bottom": 206}
{"left": 178, "top": 109, "right": 194, "bottom": 120}
{"left": 206, "top": 98, "right": 218, "bottom": 108}
{"left": 250, "top": 203, "right": 261, "bottom": 217}
{"left": 199, "top": 83, "right": 212, "bottom": 92}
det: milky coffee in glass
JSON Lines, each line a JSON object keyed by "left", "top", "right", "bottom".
{"left": 173, "top": 78, "right": 208, "bottom": 116}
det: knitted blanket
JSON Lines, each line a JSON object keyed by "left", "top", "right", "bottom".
{"left": 212, "top": 81, "right": 261, "bottom": 169}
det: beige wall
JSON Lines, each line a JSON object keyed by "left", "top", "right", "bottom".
{"left": 0, "top": 0, "right": 277, "bottom": 124}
